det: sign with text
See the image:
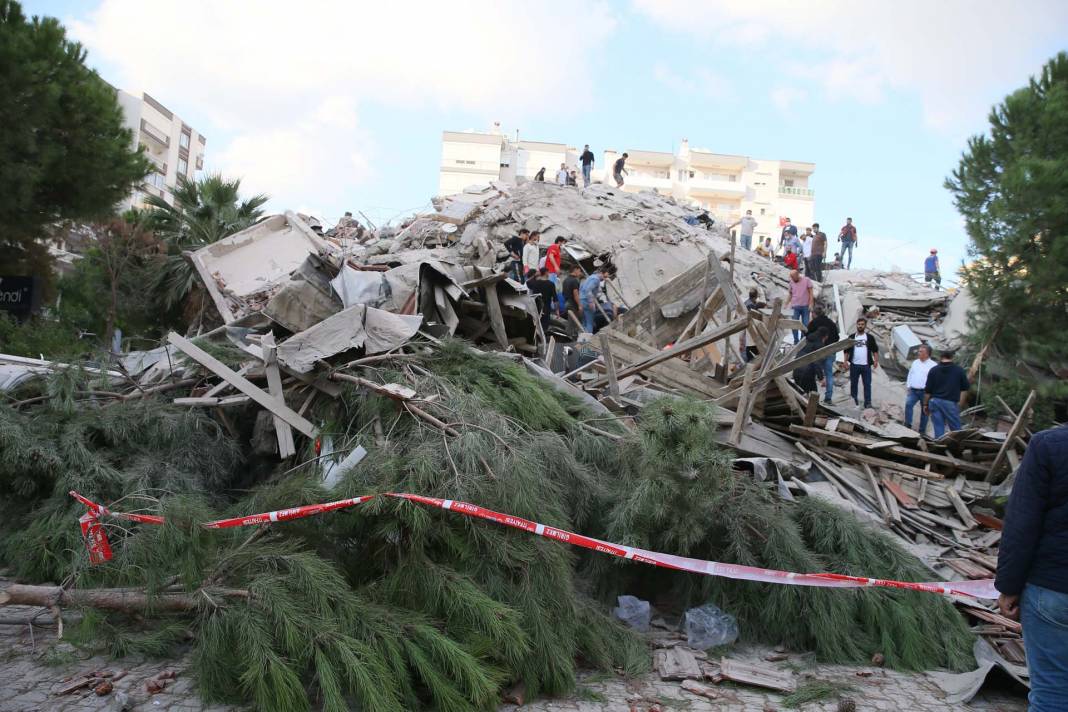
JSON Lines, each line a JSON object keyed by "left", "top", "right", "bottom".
{"left": 0, "top": 276, "right": 40, "bottom": 322}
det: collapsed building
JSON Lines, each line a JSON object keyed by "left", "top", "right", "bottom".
{"left": 0, "top": 179, "right": 1036, "bottom": 709}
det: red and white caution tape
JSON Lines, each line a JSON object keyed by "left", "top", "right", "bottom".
{"left": 69, "top": 490, "right": 997, "bottom": 599}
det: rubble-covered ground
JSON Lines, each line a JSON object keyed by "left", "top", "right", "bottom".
{"left": 0, "top": 180, "right": 1034, "bottom": 711}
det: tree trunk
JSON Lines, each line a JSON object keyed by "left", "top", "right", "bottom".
{"left": 1, "top": 583, "right": 248, "bottom": 613}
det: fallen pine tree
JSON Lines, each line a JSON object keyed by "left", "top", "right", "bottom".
{"left": 0, "top": 340, "right": 975, "bottom": 710}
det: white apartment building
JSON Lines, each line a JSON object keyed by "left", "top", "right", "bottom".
{"left": 439, "top": 131, "right": 815, "bottom": 245}
{"left": 115, "top": 90, "right": 206, "bottom": 210}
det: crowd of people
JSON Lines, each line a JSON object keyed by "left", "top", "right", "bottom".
{"left": 734, "top": 212, "right": 859, "bottom": 280}
{"left": 500, "top": 227, "right": 622, "bottom": 336}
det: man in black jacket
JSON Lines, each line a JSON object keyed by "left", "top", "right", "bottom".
{"left": 806, "top": 302, "right": 839, "bottom": 404}
{"left": 996, "top": 424, "right": 1068, "bottom": 711}
{"left": 580, "top": 145, "right": 595, "bottom": 187}
{"left": 922, "top": 350, "right": 969, "bottom": 438}
{"left": 503, "top": 229, "right": 529, "bottom": 283}
{"left": 843, "top": 317, "right": 878, "bottom": 409}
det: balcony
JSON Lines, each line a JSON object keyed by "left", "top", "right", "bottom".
{"left": 145, "top": 152, "right": 167, "bottom": 174}
{"left": 626, "top": 173, "right": 671, "bottom": 190}
{"left": 689, "top": 177, "right": 745, "bottom": 197}
{"left": 779, "top": 185, "right": 814, "bottom": 198}
{"left": 442, "top": 158, "right": 500, "bottom": 176}
{"left": 140, "top": 119, "right": 170, "bottom": 147}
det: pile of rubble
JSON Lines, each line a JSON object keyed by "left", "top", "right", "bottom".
{"left": 0, "top": 179, "right": 1036, "bottom": 704}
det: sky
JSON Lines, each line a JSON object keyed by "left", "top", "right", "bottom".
{"left": 25, "top": 0, "right": 1068, "bottom": 277}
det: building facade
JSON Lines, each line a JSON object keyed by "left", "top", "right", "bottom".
{"left": 116, "top": 90, "right": 206, "bottom": 210}
{"left": 438, "top": 131, "right": 814, "bottom": 245}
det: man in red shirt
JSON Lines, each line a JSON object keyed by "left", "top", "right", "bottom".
{"left": 545, "top": 236, "right": 567, "bottom": 314}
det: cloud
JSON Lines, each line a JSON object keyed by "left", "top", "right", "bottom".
{"left": 632, "top": 0, "right": 1068, "bottom": 130}
{"left": 653, "top": 62, "right": 733, "bottom": 100}
{"left": 769, "top": 85, "right": 808, "bottom": 111}
{"left": 69, "top": 1, "right": 618, "bottom": 218}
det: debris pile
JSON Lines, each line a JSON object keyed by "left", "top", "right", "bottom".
{"left": 0, "top": 181, "right": 1036, "bottom": 708}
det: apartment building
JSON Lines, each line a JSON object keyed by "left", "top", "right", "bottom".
{"left": 438, "top": 131, "right": 814, "bottom": 245}
{"left": 115, "top": 90, "right": 206, "bottom": 209}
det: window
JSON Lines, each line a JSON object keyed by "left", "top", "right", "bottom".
{"left": 760, "top": 208, "right": 766, "bottom": 215}
{"left": 784, "top": 178, "right": 795, "bottom": 187}
{"left": 146, "top": 171, "right": 166, "bottom": 189}
{"left": 179, "top": 132, "right": 191, "bottom": 149}
{"left": 177, "top": 157, "right": 189, "bottom": 176}
{"left": 454, "top": 159, "right": 475, "bottom": 165}
{"left": 728, "top": 175, "right": 737, "bottom": 182}
{"left": 688, "top": 170, "right": 695, "bottom": 179}
{"left": 677, "top": 169, "right": 687, "bottom": 181}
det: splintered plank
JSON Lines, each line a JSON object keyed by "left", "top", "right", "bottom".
{"left": 262, "top": 334, "right": 295, "bottom": 459}
{"left": 986, "top": 390, "right": 1036, "bottom": 482}
{"left": 719, "top": 658, "right": 795, "bottom": 693}
{"left": 881, "top": 478, "right": 917, "bottom": 509}
{"left": 655, "top": 647, "right": 703, "bottom": 681}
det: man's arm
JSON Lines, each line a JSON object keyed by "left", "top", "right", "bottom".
{"left": 807, "top": 284, "right": 814, "bottom": 309}
{"left": 958, "top": 369, "right": 970, "bottom": 409}
{"left": 870, "top": 335, "right": 879, "bottom": 369}
{"left": 996, "top": 435, "right": 1051, "bottom": 610}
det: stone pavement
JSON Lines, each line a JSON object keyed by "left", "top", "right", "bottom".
{"left": 0, "top": 601, "right": 1026, "bottom": 711}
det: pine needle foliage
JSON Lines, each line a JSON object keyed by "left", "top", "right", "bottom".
{"left": 594, "top": 398, "right": 975, "bottom": 671}
{"left": 0, "top": 346, "right": 976, "bottom": 711}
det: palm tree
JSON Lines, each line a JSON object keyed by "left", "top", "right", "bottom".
{"left": 143, "top": 174, "right": 269, "bottom": 311}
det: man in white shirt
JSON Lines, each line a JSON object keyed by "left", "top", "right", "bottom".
{"left": 729, "top": 210, "right": 758, "bottom": 250}
{"left": 522, "top": 231, "right": 541, "bottom": 277}
{"left": 905, "top": 344, "right": 936, "bottom": 435}
{"left": 801, "top": 227, "right": 815, "bottom": 275}
{"left": 556, "top": 163, "right": 569, "bottom": 185}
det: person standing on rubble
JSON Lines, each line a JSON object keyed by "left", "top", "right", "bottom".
{"left": 924, "top": 249, "right": 941, "bottom": 290}
{"left": 838, "top": 217, "right": 857, "bottom": 268}
{"left": 545, "top": 236, "right": 566, "bottom": 315}
{"left": 787, "top": 270, "right": 814, "bottom": 344}
{"left": 580, "top": 145, "right": 595, "bottom": 187}
{"left": 579, "top": 265, "right": 610, "bottom": 333}
{"left": 807, "top": 302, "right": 839, "bottom": 403}
{"left": 613, "top": 153, "right": 628, "bottom": 188}
{"left": 556, "top": 163, "right": 569, "bottom": 185}
{"left": 922, "top": 350, "right": 969, "bottom": 438}
{"left": 523, "top": 232, "right": 541, "bottom": 277}
{"left": 526, "top": 268, "right": 556, "bottom": 333}
{"left": 741, "top": 288, "right": 767, "bottom": 362}
{"left": 534, "top": 167, "right": 546, "bottom": 182}
{"left": 729, "top": 210, "right": 758, "bottom": 251}
{"left": 794, "top": 327, "right": 829, "bottom": 394}
{"left": 801, "top": 227, "right": 815, "bottom": 275}
{"left": 505, "top": 229, "right": 529, "bottom": 283}
{"left": 995, "top": 423, "right": 1068, "bottom": 712}
{"left": 780, "top": 217, "right": 799, "bottom": 254}
{"left": 844, "top": 317, "right": 879, "bottom": 409}
{"left": 904, "top": 344, "right": 936, "bottom": 435}
{"left": 563, "top": 264, "right": 584, "bottom": 328}
{"left": 810, "top": 223, "right": 827, "bottom": 282}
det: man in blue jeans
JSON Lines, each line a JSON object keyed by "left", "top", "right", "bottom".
{"left": 805, "top": 303, "right": 839, "bottom": 404}
{"left": 922, "top": 350, "right": 969, "bottom": 438}
{"left": 579, "top": 265, "right": 609, "bottom": 334}
{"left": 838, "top": 217, "right": 857, "bottom": 269}
{"left": 996, "top": 424, "right": 1068, "bottom": 712}
{"left": 904, "top": 344, "right": 936, "bottom": 435}
{"left": 843, "top": 317, "right": 878, "bottom": 409}
{"left": 786, "top": 270, "right": 813, "bottom": 344}
{"left": 579, "top": 145, "right": 595, "bottom": 188}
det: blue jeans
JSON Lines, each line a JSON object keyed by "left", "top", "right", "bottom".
{"left": 821, "top": 356, "right": 834, "bottom": 401}
{"left": 1022, "top": 583, "right": 1068, "bottom": 712}
{"left": 849, "top": 364, "right": 872, "bottom": 407}
{"left": 581, "top": 164, "right": 592, "bottom": 187}
{"left": 548, "top": 272, "right": 564, "bottom": 314}
{"left": 582, "top": 299, "right": 597, "bottom": 333}
{"left": 740, "top": 233, "right": 753, "bottom": 250}
{"left": 904, "top": 388, "right": 928, "bottom": 434}
{"left": 791, "top": 305, "right": 810, "bottom": 343}
{"left": 842, "top": 241, "right": 854, "bottom": 268}
{"left": 928, "top": 397, "right": 960, "bottom": 438}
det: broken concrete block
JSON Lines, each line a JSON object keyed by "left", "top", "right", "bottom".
{"left": 277, "top": 304, "right": 423, "bottom": 373}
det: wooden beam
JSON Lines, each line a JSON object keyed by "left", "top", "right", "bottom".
{"left": 598, "top": 332, "right": 620, "bottom": 398}
{"left": 862, "top": 463, "right": 891, "bottom": 522}
{"left": 821, "top": 446, "right": 945, "bottom": 480}
{"left": 707, "top": 253, "right": 741, "bottom": 314}
{"left": 483, "top": 283, "right": 510, "bottom": 349}
{"left": 694, "top": 255, "right": 713, "bottom": 335}
{"left": 715, "top": 336, "right": 852, "bottom": 405}
{"left": 588, "top": 315, "right": 749, "bottom": 388}
{"left": 803, "top": 392, "right": 820, "bottom": 427}
{"left": 787, "top": 424, "right": 989, "bottom": 475}
{"left": 728, "top": 362, "right": 756, "bottom": 446}
{"left": 986, "top": 390, "right": 1036, "bottom": 483}
{"left": 167, "top": 332, "right": 318, "bottom": 438}
{"left": 262, "top": 334, "right": 295, "bottom": 459}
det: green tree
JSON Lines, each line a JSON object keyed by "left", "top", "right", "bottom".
{"left": 0, "top": 0, "right": 148, "bottom": 279}
{"left": 143, "top": 174, "right": 268, "bottom": 320}
{"left": 945, "top": 51, "right": 1068, "bottom": 363}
